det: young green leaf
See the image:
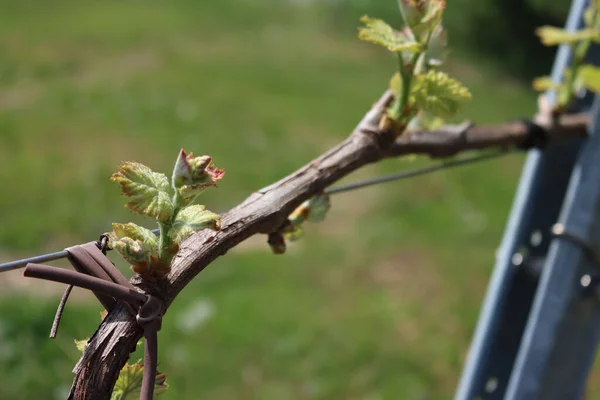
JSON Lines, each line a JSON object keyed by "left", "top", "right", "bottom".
{"left": 74, "top": 338, "right": 89, "bottom": 353}
{"left": 577, "top": 64, "right": 600, "bottom": 92}
{"left": 111, "top": 162, "right": 174, "bottom": 222}
{"left": 108, "top": 223, "right": 159, "bottom": 269}
{"left": 397, "top": 0, "right": 445, "bottom": 38}
{"left": 169, "top": 204, "right": 221, "bottom": 244}
{"left": 172, "top": 149, "right": 225, "bottom": 204}
{"left": 358, "top": 16, "right": 423, "bottom": 52}
{"left": 535, "top": 26, "right": 600, "bottom": 46}
{"left": 109, "top": 237, "right": 156, "bottom": 267}
{"left": 532, "top": 76, "right": 560, "bottom": 91}
{"left": 410, "top": 70, "right": 472, "bottom": 118}
{"left": 111, "top": 363, "right": 168, "bottom": 400}
{"left": 111, "top": 223, "right": 158, "bottom": 248}
{"left": 418, "top": 0, "right": 445, "bottom": 29}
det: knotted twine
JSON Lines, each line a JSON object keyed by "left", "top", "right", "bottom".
{"left": 23, "top": 241, "right": 163, "bottom": 400}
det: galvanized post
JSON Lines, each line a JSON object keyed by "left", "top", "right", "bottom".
{"left": 504, "top": 69, "right": 600, "bottom": 400}
{"left": 453, "top": 0, "right": 590, "bottom": 398}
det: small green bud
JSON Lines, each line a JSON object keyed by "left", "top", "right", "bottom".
{"left": 288, "top": 193, "right": 331, "bottom": 226}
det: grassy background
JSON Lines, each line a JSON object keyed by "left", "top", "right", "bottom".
{"left": 0, "top": 0, "right": 593, "bottom": 399}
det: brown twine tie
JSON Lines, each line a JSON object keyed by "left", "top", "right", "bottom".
{"left": 23, "top": 240, "right": 163, "bottom": 400}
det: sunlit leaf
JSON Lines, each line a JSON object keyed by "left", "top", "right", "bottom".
{"left": 111, "top": 223, "right": 158, "bottom": 248}
{"left": 169, "top": 204, "right": 221, "bottom": 244}
{"left": 108, "top": 222, "right": 160, "bottom": 273}
{"left": 532, "top": 76, "right": 560, "bottom": 91}
{"left": 74, "top": 338, "right": 89, "bottom": 353}
{"left": 536, "top": 26, "right": 600, "bottom": 46}
{"left": 358, "top": 16, "right": 423, "bottom": 52}
{"left": 411, "top": 70, "right": 472, "bottom": 118}
{"left": 397, "top": 0, "right": 445, "bottom": 39}
{"left": 416, "top": 0, "right": 446, "bottom": 35}
{"left": 172, "top": 149, "right": 225, "bottom": 206}
{"left": 109, "top": 236, "right": 156, "bottom": 267}
{"left": 111, "top": 363, "right": 168, "bottom": 400}
{"left": 111, "top": 162, "right": 174, "bottom": 222}
{"left": 578, "top": 64, "right": 600, "bottom": 92}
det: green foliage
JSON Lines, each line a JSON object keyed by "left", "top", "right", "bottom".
{"left": 411, "top": 71, "right": 472, "bottom": 118}
{"left": 535, "top": 26, "right": 600, "bottom": 46}
{"left": 397, "top": 0, "right": 446, "bottom": 38}
{"left": 172, "top": 150, "right": 225, "bottom": 205}
{"left": 0, "top": 1, "right": 545, "bottom": 399}
{"left": 532, "top": 75, "right": 559, "bottom": 91}
{"left": 533, "top": 1, "right": 600, "bottom": 110}
{"left": 358, "top": 16, "right": 422, "bottom": 53}
{"left": 578, "top": 65, "right": 600, "bottom": 92}
{"left": 74, "top": 338, "right": 89, "bottom": 353}
{"left": 169, "top": 204, "right": 221, "bottom": 244}
{"left": 111, "top": 362, "right": 168, "bottom": 400}
{"left": 358, "top": 0, "right": 470, "bottom": 132}
{"left": 284, "top": 0, "right": 468, "bottom": 253}
{"left": 110, "top": 163, "right": 174, "bottom": 222}
{"left": 109, "top": 149, "right": 223, "bottom": 281}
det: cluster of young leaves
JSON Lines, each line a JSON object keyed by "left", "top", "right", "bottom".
{"left": 533, "top": 0, "right": 600, "bottom": 110}
{"left": 268, "top": 193, "right": 331, "bottom": 254}
{"left": 358, "top": 0, "right": 472, "bottom": 132}
{"left": 109, "top": 149, "right": 224, "bottom": 281}
{"left": 273, "top": 1, "right": 472, "bottom": 251}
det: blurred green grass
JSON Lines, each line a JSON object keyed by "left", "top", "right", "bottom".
{"left": 0, "top": 0, "right": 575, "bottom": 399}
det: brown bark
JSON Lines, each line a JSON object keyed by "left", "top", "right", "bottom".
{"left": 68, "top": 91, "right": 589, "bottom": 399}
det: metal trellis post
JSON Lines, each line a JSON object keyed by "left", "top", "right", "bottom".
{"left": 454, "top": 0, "right": 600, "bottom": 398}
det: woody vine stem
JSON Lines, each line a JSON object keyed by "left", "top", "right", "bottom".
{"left": 7, "top": 0, "right": 599, "bottom": 399}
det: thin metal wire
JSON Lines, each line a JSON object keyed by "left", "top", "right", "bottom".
{"left": 0, "top": 149, "right": 513, "bottom": 273}
{"left": 325, "top": 150, "right": 511, "bottom": 195}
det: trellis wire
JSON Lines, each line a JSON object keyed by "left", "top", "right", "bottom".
{"left": 0, "top": 149, "right": 512, "bottom": 273}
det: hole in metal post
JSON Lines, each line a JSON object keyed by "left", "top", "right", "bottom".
{"left": 530, "top": 230, "right": 543, "bottom": 247}
{"left": 485, "top": 377, "right": 499, "bottom": 393}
